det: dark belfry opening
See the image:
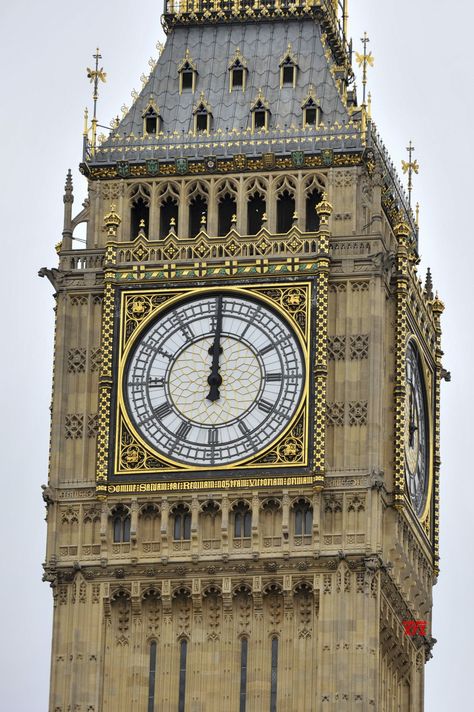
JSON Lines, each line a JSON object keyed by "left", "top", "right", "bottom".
{"left": 276, "top": 191, "right": 295, "bottom": 233}
{"left": 131, "top": 198, "right": 149, "bottom": 237}
{"left": 247, "top": 194, "right": 266, "bottom": 235}
{"left": 306, "top": 189, "right": 322, "bottom": 232}
{"left": 160, "top": 197, "right": 178, "bottom": 237}
{"left": 147, "top": 641, "right": 157, "bottom": 712}
{"left": 254, "top": 109, "right": 266, "bottom": 129}
{"left": 218, "top": 194, "right": 237, "bottom": 236}
{"left": 181, "top": 67, "right": 193, "bottom": 90}
{"left": 189, "top": 195, "right": 207, "bottom": 238}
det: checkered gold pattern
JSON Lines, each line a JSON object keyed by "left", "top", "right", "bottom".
{"left": 96, "top": 262, "right": 116, "bottom": 495}
{"left": 393, "top": 220, "right": 410, "bottom": 507}
{"left": 313, "top": 197, "right": 332, "bottom": 487}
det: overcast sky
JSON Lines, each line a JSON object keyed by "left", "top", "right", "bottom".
{"left": 0, "top": 1, "right": 471, "bottom": 709}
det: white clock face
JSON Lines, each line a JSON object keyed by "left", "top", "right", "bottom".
{"left": 405, "top": 341, "right": 429, "bottom": 516}
{"left": 123, "top": 293, "right": 305, "bottom": 467}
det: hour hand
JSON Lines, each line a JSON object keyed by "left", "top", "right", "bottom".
{"left": 206, "top": 296, "right": 223, "bottom": 402}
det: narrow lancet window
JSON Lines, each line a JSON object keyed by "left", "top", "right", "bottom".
{"left": 239, "top": 637, "right": 248, "bottom": 712}
{"left": 270, "top": 637, "right": 279, "bottom": 712}
{"left": 178, "top": 639, "right": 188, "bottom": 712}
{"left": 148, "top": 641, "right": 157, "bottom": 712}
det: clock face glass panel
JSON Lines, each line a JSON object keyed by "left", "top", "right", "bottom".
{"left": 404, "top": 341, "right": 429, "bottom": 516}
{"left": 123, "top": 293, "right": 305, "bottom": 467}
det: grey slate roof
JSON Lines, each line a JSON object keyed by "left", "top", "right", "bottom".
{"left": 94, "top": 18, "right": 361, "bottom": 163}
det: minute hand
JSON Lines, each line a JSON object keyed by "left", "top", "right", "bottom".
{"left": 206, "top": 295, "right": 223, "bottom": 402}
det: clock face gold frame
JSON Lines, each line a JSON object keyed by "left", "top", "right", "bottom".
{"left": 109, "top": 282, "right": 312, "bottom": 482}
{"left": 404, "top": 335, "right": 434, "bottom": 523}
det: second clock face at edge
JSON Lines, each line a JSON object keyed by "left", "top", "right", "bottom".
{"left": 404, "top": 340, "right": 430, "bottom": 517}
{"left": 122, "top": 292, "right": 306, "bottom": 468}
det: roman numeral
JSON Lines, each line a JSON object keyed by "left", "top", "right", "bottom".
{"left": 265, "top": 373, "right": 282, "bottom": 382}
{"left": 259, "top": 344, "right": 274, "bottom": 356}
{"left": 208, "top": 428, "right": 219, "bottom": 445}
{"left": 177, "top": 422, "right": 192, "bottom": 439}
{"left": 258, "top": 399, "right": 273, "bottom": 414}
{"left": 153, "top": 402, "right": 172, "bottom": 419}
{"left": 148, "top": 377, "right": 164, "bottom": 388}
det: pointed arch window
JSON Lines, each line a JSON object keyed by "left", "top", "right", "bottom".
{"left": 293, "top": 498, "right": 313, "bottom": 544}
{"left": 229, "top": 49, "right": 248, "bottom": 92}
{"left": 112, "top": 505, "right": 131, "bottom": 543}
{"left": 193, "top": 93, "right": 212, "bottom": 133}
{"left": 142, "top": 102, "right": 161, "bottom": 135}
{"left": 280, "top": 45, "right": 298, "bottom": 88}
{"left": 178, "top": 49, "right": 197, "bottom": 93}
{"left": 173, "top": 505, "right": 191, "bottom": 541}
{"left": 251, "top": 91, "right": 270, "bottom": 131}
{"left": 233, "top": 502, "right": 252, "bottom": 544}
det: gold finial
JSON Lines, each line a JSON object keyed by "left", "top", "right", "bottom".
{"left": 262, "top": 212, "right": 268, "bottom": 223}
{"left": 170, "top": 217, "right": 176, "bottom": 226}
{"left": 415, "top": 202, "right": 420, "bottom": 227}
{"left": 367, "top": 92, "right": 372, "bottom": 119}
{"left": 402, "top": 141, "right": 420, "bottom": 208}
{"left": 83, "top": 107, "right": 89, "bottom": 137}
{"left": 355, "top": 32, "right": 374, "bottom": 105}
{"left": 201, "top": 213, "right": 207, "bottom": 226}
{"left": 316, "top": 192, "right": 333, "bottom": 221}
{"left": 86, "top": 48, "right": 107, "bottom": 156}
{"left": 103, "top": 204, "right": 121, "bottom": 238}
{"left": 139, "top": 219, "right": 145, "bottom": 228}
{"left": 231, "top": 214, "right": 237, "bottom": 224}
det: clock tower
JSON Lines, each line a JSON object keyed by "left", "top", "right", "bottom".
{"left": 41, "top": 2, "right": 444, "bottom": 710}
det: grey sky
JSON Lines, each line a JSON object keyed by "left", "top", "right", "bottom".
{"left": 0, "top": 1, "right": 471, "bottom": 708}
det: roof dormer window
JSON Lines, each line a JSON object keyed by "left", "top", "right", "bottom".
{"left": 302, "top": 87, "right": 321, "bottom": 127}
{"left": 193, "top": 93, "right": 212, "bottom": 133}
{"left": 229, "top": 48, "right": 248, "bottom": 92}
{"left": 280, "top": 44, "right": 298, "bottom": 88}
{"left": 142, "top": 101, "right": 161, "bottom": 135}
{"left": 178, "top": 49, "right": 197, "bottom": 93}
{"left": 250, "top": 90, "right": 270, "bottom": 131}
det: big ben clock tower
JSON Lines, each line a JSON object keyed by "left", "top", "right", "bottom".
{"left": 41, "top": 1, "right": 444, "bottom": 710}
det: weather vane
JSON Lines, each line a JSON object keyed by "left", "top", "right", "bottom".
{"left": 86, "top": 48, "right": 107, "bottom": 155}
{"left": 402, "top": 141, "right": 420, "bottom": 207}
{"left": 355, "top": 32, "right": 374, "bottom": 105}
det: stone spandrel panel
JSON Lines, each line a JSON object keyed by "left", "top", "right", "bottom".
{"left": 51, "top": 293, "right": 103, "bottom": 486}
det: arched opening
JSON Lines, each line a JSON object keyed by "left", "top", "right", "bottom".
{"left": 306, "top": 189, "right": 322, "bottom": 232}
{"left": 160, "top": 196, "right": 178, "bottom": 237}
{"left": 247, "top": 194, "right": 266, "bottom": 235}
{"left": 218, "top": 194, "right": 237, "bottom": 236}
{"left": 189, "top": 195, "right": 207, "bottom": 238}
{"left": 173, "top": 506, "right": 191, "bottom": 541}
{"left": 131, "top": 197, "right": 149, "bottom": 237}
{"left": 276, "top": 190, "right": 295, "bottom": 233}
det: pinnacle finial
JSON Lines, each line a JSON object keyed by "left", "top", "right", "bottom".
{"left": 63, "top": 169, "right": 74, "bottom": 204}
{"left": 425, "top": 268, "right": 433, "bottom": 300}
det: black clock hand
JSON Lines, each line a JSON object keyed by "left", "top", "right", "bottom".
{"left": 206, "top": 295, "right": 223, "bottom": 402}
{"left": 408, "top": 388, "right": 417, "bottom": 447}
